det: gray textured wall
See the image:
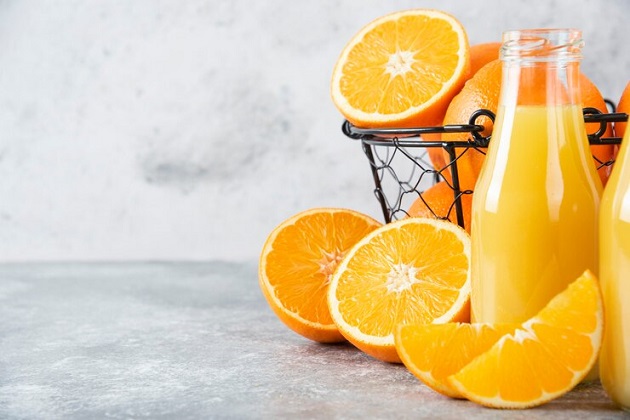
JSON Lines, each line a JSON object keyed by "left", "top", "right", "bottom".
{"left": 0, "top": 0, "right": 628, "bottom": 262}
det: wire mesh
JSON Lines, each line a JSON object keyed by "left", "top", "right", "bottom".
{"left": 343, "top": 108, "right": 628, "bottom": 229}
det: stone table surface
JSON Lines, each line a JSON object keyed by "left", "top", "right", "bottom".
{"left": 0, "top": 262, "right": 627, "bottom": 419}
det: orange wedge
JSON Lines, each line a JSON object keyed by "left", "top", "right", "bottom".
{"left": 395, "top": 322, "right": 517, "bottom": 398}
{"left": 448, "top": 270, "right": 604, "bottom": 409}
{"left": 331, "top": 9, "right": 470, "bottom": 128}
{"left": 327, "top": 218, "right": 471, "bottom": 362}
{"left": 259, "top": 208, "right": 381, "bottom": 343}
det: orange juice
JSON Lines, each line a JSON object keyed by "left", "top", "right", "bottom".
{"left": 471, "top": 104, "right": 602, "bottom": 323}
{"left": 599, "top": 127, "right": 630, "bottom": 411}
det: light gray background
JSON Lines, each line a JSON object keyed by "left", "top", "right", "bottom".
{"left": 1, "top": 0, "right": 628, "bottom": 262}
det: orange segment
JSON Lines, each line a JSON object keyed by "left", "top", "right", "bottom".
{"left": 259, "top": 208, "right": 381, "bottom": 343}
{"left": 448, "top": 270, "right": 604, "bottom": 409}
{"left": 331, "top": 9, "right": 470, "bottom": 128}
{"left": 395, "top": 322, "right": 517, "bottom": 398}
{"left": 327, "top": 218, "right": 471, "bottom": 363}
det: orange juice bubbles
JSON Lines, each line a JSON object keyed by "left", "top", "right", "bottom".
{"left": 599, "top": 126, "right": 630, "bottom": 411}
{"left": 471, "top": 29, "right": 602, "bottom": 324}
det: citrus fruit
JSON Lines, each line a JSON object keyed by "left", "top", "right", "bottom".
{"left": 440, "top": 60, "right": 615, "bottom": 188}
{"left": 448, "top": 270, "right": 603, "bottom": 409}
{"left": 422, "top": 41, "right": 499, "bottom": 176}
{"left": 615, "top": 81, "right": 630, "bottom": 139}
{"left": 330, "top": 9, "right": 470, "bottom": 129}
{"left": 406, "top": 181, "right": 472, "bottom": 232}
{"left": 468, "top": 41, "right": 501, "bottom": 76}
{"left": 327, "top": 217, "right": 471, "bottom": 363}
{"left": 259, "top": 208, "right": 381, "bottom": 343}
{"left": 439, "top": 60, "right": 501, "bottom": 189}
{"left": 395, "top": 322, "right": 517, "bottom": 398}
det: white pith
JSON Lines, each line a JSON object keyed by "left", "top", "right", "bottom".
{"left": 319, "top": 250, "right": 346, "bottom": 285}
{"left": 385, "top": 262, "right": 420, "bottom": 293}
{"left": 385, "top": 50, "right": 416, "bottom": 78}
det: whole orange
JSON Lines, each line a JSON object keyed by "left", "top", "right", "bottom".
{"left": 615, "top": 81, "right": 630, "bottom": 139}
{"left": 407, "top": 181, "right": 472, "bottom": 233}
{"left": 423, "top": 42, "right": 501, "bottom": 175}
{"left": 468, "top": 42, "right": 501, "bottom": 76}
{"left": 439, "top": 60, "right": 501, "bottom": 189}
{"left": 440, "top": 59, "right": 615, "bottom": 188}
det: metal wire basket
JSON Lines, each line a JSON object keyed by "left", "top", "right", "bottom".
{"left": 343, "top": 107, "right": 628, "bottom": 230}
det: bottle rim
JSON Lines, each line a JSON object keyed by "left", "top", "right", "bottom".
{"left": 501, "top": 28, "right": 584, "bottom": 62}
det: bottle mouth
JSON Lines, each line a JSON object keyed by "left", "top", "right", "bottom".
{"left": 501, "top": 28, "right": 584, "bottom": 62}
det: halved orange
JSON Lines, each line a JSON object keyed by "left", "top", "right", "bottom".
{"left": 259, "top": 208, "right": 381, "bottom": 343}
{"left": 327, "top": 217, "right": 471, "bottom": 363}
{"left": 448, "top": 270, "right": 603, "bottom": 409}
{"left": 395, "top": 322, "right": 517, "bottom": 398}
{"left": 331, "top": 9, "right": 470, "bottom": 128}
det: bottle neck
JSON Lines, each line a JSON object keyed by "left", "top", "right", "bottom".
{"left": 499, "top": 28, "right": 584, "bottom": 108}
{"left": 500, "top": 60, "right": 582, "bottom": 108}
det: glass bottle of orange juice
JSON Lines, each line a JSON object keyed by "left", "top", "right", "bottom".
{"left": 599, "top": 125, "right": 630, "bottom": 411}
{"left": 471, "top": 29, "right": 602, "bottom": 325}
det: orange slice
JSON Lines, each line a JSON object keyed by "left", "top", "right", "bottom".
{"left": 330, "top": 9, "right": 470, "bottom": 128}
{"left": 395, "top": 322, "right": 517, "bottom": 398}
{"left": 259, "top": 208, "right": 381, "bottom": 343}
{"left": 448, "top": 270, "right": 604, "bottom": 409}
{"left": 327, "top": 217, "right": 471, "bottom": 362}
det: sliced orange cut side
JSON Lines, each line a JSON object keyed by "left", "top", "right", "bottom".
{"left": 331, "top": 9, "right": 470, "bottom": 128}
{"left": 259, "top": 208, "right": 381, "bottom": 343}
{"left": 395, "top": 322, "right": 517, "bottom": 398}
{"left": 328, "top": 217, "right": 471, "bottom": 362}
{"left": 448, "top": 270, "right": 604, "bottom": 409}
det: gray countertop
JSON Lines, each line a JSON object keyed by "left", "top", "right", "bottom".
{"left": 0, "top": 262, "right": 627, "bottom": 419}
